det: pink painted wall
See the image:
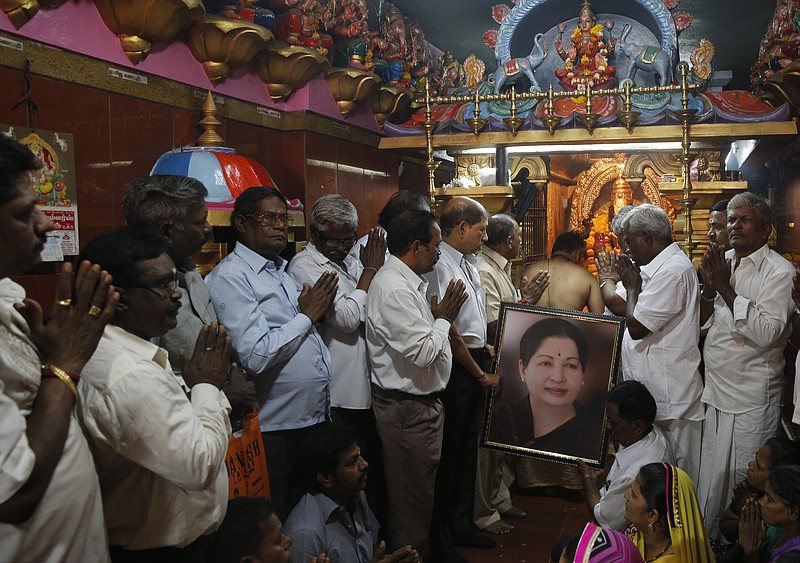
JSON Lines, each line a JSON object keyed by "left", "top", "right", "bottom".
{"left": 0, "top": 0, "right": 381, "bottom": 131}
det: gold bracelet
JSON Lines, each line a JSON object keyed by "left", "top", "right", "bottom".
{"left": 41, "top": 365, "right": 78, "bottom": 400}
{"left": 700, "top": 292, "right": 716, "bottom": 303}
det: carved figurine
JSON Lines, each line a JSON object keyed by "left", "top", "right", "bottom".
{"left": 275, "top": 4, "right": 333, "bottom": 55}
{"left": 494, "top": 32, "right": 547, "bottom": 94}
{"left": 406, "top": 20, "right": 432, "bottom": 79}
{"left": 618, "top": 23, "right": 673, "bottom": 86}
{"left": 375, "top": 3, "right": 413, "bottom": 85}
{"left": 431, "top": 51, "right": 462, "bottom": 95}
{"left": 554, "top": 0, "right": 616, "bottom": 89}
{"left": 217, "top": 0, "right": 275, "bottom": 29}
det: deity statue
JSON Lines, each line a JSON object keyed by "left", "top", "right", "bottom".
{"left": 217, "top": 0, "right": 275, "bottom": 29}
{"left": 406, "top": 20, "right": 432, "bottom": 79}
{"left": 325, "top": 0, "right": 369, "bottom": 41}
{"left": 275, "top": 1, "right": 333, "bottom": 56}
{"left": 431, "top": 51, "right": 462, "bottom": 95}
{"left": 554, "top": 0, "right": 617, "bottom": 90}
{"left": 377, "top": 3, "right": 411, "bottom": 85}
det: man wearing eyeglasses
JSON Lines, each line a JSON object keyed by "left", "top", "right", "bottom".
{"left": 122, "top": 175, "right": 256, "bottom": 424}
{"left": 77, "top": 229, "right": 232, "bottom": 562}
{"left": 206, "top": 186, "right": 338, "bottom": 520}
{"left": 289, "top": 194, "right": 388, "bottom": 524}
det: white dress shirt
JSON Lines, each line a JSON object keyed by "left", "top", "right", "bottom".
{"left": 366, "top": 255, "right": 452, "bottom": 395}
{"left": 289, "top": 242, "right": 371, "bottom": 409}
{"left": 620, "top": 243, "right": 704, "bottom": 421}
{"left": 594, "top": 425, "right": 673, "bottom": 530}
{"left": 425, "top": 241, "right": 487, "bottom": 348}
{"left": 702, "top": 244, "right": 795, "bottom": 413}
{"left": 0, "top": 279, "right": 109, "bottom": 562}
{"left": 477, "top": 245, "right": 518, "bottom": 325}
{"left": 79, "top": 325, "right": 231, "bottom": 550}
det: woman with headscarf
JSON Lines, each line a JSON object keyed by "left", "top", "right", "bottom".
{"left": 624, "top": 462, "right": 714, "bottom": 562}
{"left": 559, "top": 522, "right": 644, "bottom": 563}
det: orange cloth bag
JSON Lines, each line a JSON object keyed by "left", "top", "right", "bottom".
{"left": 225, "top": 408, "right": 270, "bottom": 500}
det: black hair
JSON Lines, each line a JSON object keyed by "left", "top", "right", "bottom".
{"left": 439, "top": 198, "right": 487, "bottom": 237}
{"left": 767, "top": 465, "right": 800, "bottom": 517}
{"left": 486, "top": 214, "right": 517, "bottom": 247}
{"left": 607, "top": 381, "right": 657, "bottom": 426}
{"left": 210, "top": 497, "right": 278, "bottom": 563}
{"left": 519, "top": 318, "right": 588, "bottom": 371}
{"left": 552, "top": 232, "right": 586, "bottom": 255}
{"left": 297, "top": 422, "right": 359, "bottom": 491}
{"left": 80, "top": 229, "right": 168, "bottom": 288}
{"left": 638, "top": 463, "right": 670, "bottom": 531}
{"left": 766, "top": 438, "right": 800, "bottom": 470}
{"left": 710, "top": 199, "right": 730, "bottom": 213}
{"left": 377, "top": 191, "right": 430, "bottom": 228}
{"left": 0, "top": 135, "right": 40, "bottom": 207}
{"left": 232, "top": 186, "right": 288, "bottom": 228}
{"left": 386, "top": 209, "right": 437, "bottom": 256}
{"left": 557, "top": 532, "right": 580, "bottom": 562}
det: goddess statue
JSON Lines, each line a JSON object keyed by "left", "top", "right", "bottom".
{"left": 554, "top": 0, "right": 617, "bottom": 90}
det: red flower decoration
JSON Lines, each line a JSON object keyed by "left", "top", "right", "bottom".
{"left": 673, "top": 11, "right": 693, "bottom": 32}
{"left": 663, "top": 0, "right": 680, "bottom": 9}
{"left": 491, "top": 4, "right": 510, "bottom": 24}
{"left": 483, "top": 29, "right": 498, "bottom": 48}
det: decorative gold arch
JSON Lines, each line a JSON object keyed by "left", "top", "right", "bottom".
{"left": 568, "top": 154, "right": 675, "bottom": 231}
{"left": 568, "top": 156, "right": 625, "bottom": 232}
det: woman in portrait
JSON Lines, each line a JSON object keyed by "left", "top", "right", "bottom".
{"left": 488, "top": 317, "right": 603, "bottom": 459}
{"left": 624, "top": 462, "right": 714, "bottom": 563}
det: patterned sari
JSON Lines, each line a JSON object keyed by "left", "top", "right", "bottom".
{"left": 573, "top": 522, "right": 644, "bottom": 563}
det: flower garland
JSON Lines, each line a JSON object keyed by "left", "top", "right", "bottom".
{"left": 564, "top": 23, "right": 610, "bottom": 88}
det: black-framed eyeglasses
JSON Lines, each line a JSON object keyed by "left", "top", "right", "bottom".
{"left": 317, "top": 231, "right": 357, "bottom": 249}
{"left": 123, "top": 273, "right": 180, "bottom": 300}
{"left": 246, "top": 212, "right": 294, "bottom": 227}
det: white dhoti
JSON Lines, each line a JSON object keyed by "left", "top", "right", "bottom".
{"left": 655, "top": 418, "right": 702, "bottom": 486}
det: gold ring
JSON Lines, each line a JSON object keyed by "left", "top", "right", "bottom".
{"left": 56, "top": 299, "right": 72, "bottom": 307}
{"left": 88, "top": 305, "right": 102, "bottom": 318}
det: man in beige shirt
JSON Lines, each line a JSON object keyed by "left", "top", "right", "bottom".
{"left": 520, "top": 232, "right": 604, "bottom": 314}
{"left": 474, "top": 214, "right": 547, "bottom": 534}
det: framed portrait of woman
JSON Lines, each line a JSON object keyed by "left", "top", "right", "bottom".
{"left": 480, "top": 304, "right": 624, "bottom": 468}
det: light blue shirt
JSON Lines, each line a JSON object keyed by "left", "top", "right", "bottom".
{"left": 205, "top": 242, "right": 331, "bottom": 432}
{"left": 284, "top": 491, "right": 379, "bottom": 563}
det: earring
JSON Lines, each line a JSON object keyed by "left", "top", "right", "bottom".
{"left": 648, "top": 522, "right": 655, "bottom": 532}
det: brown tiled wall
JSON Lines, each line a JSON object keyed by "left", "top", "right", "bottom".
{"left": 0, "top": 66, "right": 410, "bottom": 308}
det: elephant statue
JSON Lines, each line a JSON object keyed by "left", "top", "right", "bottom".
{"left": 494, "top": 33, "right": 547, "bottom": 95}
{"left": 618, "top": 24, "right": 673, "bottom": 87}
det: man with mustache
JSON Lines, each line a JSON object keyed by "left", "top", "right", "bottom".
{"left": 0, "top": 134, "right": 116, "bottom": 562}
{"left": 366, "top": 208, "right": 467, "bottom": 561}
{"left": 697, "top": 192, "right": 795, "bottom": 540}
{"left": 284, "top": 422, "right": 419, "bottom": 563}
{"left": 122, "top": 175, "right": 255, "bottom": 420}
{"left": 78, "top": 229, "right": 232, "bottom": 562}
{"left": 206, "top": 186, "right": 338, "bottom": 520}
